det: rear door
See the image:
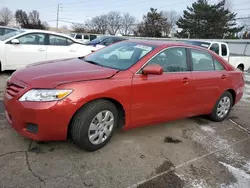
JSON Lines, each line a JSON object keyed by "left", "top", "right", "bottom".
{"left": 46, "top": 34, "right": 81, "bottom": 60}
{"left": 189, "top": 48, "right": 228, "bottom": 115}
{"left": 131, "top": 47, "right": 193, "bottom": 127}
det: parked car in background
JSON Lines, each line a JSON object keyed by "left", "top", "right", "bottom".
{"left": 86, "top": 35, "right": 127, "bottom": 51}
{"left": 0, "top": 29, "right": 93, "bottom": 71}
{"left": 184, "top": 40, "right": 250, "bottom": 72}
{"left": 4, "top": 40, "right": 245, "bottom": 151}
{"left": 70, "top": 33, "right": 98, "bottom": 43}
{"left": 0, "top": 26, "right": 19, "bottom": 36}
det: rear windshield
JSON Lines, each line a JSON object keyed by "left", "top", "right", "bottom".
{"left": 0, "top": 30, "right": 25, "bottom": 41}
{"left": 184, "top": 41, "right": 211, "bottom": 49}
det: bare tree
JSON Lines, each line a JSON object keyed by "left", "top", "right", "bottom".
{"left": 85, "top": 15, "right": 108, "bottom": 34}
{"left": 239, "top": 16, "right": 250, "bottom": 38}
{"left": 42, "top": 21, "right": 49, "bottom": 29}
{"left": 29, "top": 10, "right": 41, "bottom": 25}
{"left": 163, "top": 10, "right": 180, "bottom": 35}
{"left": 121, "top": 13, "right": 136, "bottom": 35}
{"left": 106, "top": 11, "right": 122, "bottom": 35}
{"left": 0, "top": 7, "right": 13, "bottom": 26}
{"left": 72, "top": 23, "right": 86, "bottom": 33}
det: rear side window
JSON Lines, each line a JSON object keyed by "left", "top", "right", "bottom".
{"left": 67, "top": 39, "right": 74, "bottom": 45}
{"left": 221, "top": 44, "right": 228, "bottom": 56}
{"left": 214, "top": 59, "right": 225, "bottom": 70}
{"left": 209, "top": 43, "right": 219, "bottom": 55}
{"left": 191, "top": 49, "right": 214, "bottom": 71}
{"left": 49, "top": 35, "right": 68, "bottom": 46}
{"left": 84, "top": 35, "right": 89, "bottom": 39}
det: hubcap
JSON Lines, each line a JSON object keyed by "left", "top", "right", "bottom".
{"left": 88, "top": 110, "right": 114, "bottom": 145}
{"left": 217, "top": 96, "right": 231, "bottom": 118}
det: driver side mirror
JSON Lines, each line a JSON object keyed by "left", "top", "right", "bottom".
{"left": 11, "top": 39, "right": 20, "bottom": 44}
{"left": 142, "top": 64, "right": 163, "bottom": 75}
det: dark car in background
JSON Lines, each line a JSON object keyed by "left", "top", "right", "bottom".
{"left": 85, "top": 35, "right": 127, "bottom": 47}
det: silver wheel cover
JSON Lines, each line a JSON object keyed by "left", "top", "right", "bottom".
{"left": 88, "top": 110, "right": 114, "bottom": 145}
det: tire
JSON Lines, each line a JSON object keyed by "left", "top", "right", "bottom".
{"left": 71, "top": 99, "right": 118, "bottom": 151}
{"left": 209, "top": 91, "right": 233, "bottom": 122}
{"left": 237, "top": 65, "right": 244, "bottom": 72}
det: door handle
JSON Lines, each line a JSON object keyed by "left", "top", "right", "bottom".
{"left": 221, "top": 75, "right": 227, "bottom": 79}
{"left": 38, "top": 48, "right": 46, "bottom": 52}
{"left": 182, "top": 77, "right": 189, "bottom": 84}
{"left": 69, "top": 49, "right": 76, "bottom": 52}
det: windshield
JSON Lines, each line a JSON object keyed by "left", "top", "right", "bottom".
{"left": 0, "top": 30, "right": 25, "bottom": 41}
{"left": 184, "top": 41, "right": 211, "bottom": 49}
{"left": 83, "top": 41, "right": 156, "bottom": 70}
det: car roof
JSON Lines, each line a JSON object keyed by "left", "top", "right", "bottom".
{"left": 124, "top": 39, "right": 182, "bottom": 46}
{"left": 124, "top": 39, "right": 215, "bottom": 50}
{"left": 183, "top": 39, "right": 228, "bottom": 45}
{"left": 22, "top": 29, "right": 73, "bottom": 37}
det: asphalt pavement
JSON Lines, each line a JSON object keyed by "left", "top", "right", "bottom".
{"left": 0, "top": 72, "right": 250, "bottom": 188}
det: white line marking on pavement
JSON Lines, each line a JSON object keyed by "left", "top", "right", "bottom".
{"left": 229, "top": 119, "right": 250, "bottom": 134}
{"left": 245, "top": 74, "right": 250, "bottom": 81}
{"left": 127, "top": 136, "right": 250, "bottom": 188}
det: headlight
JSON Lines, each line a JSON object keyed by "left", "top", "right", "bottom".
{"left": 19, "top": 89, "right": 73, "bottom": 102}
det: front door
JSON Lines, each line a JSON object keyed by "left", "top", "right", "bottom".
{"left": 130, "top": 47, "right": 192, "bottom": 128}
{"left": 5, "top": 33, "right": 47, "bottom": 69}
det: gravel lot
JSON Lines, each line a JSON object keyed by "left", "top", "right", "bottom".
{"left": 0, "top": 71, "right": 250, "bottom": 188}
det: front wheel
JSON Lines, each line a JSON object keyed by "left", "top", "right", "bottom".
{"left": 209, "top": 91, "right": 233, "bottom": 122}
{"left": 71, "top": 99, "right": 118, "bottom": 151}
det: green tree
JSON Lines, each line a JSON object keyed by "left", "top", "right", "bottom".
{"left": 176, "top": 0, "right": 243, "bottom": 39}
{"left": 138, "top": 8, "right": 170, "bottom": 37}
{"left": 15, "top": 10, "right": 46, "bottom": 29}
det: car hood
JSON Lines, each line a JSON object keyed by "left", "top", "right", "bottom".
{"left": 12, "top": 58, "right": 119, "bottom": 88}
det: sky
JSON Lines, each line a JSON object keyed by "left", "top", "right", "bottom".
{"left": 0, "top": 0, "right": 249, "bottom": 28}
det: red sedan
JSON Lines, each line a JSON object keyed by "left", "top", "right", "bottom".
{"left": 4, "top": 40, "right": 245, "bottom": 151}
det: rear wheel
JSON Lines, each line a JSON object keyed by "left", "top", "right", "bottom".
{"left": 71, "top": 99, "right": 118, "bottom": 151}
{"left": 237, "top": 64, "right": 244, "bottom": 72}
{"left": 209, "top": 91, "right": 233, "bottom": 122}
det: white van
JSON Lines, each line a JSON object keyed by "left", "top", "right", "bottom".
{"left": 185, "top": 40, "right": 250, "bottom": 72}
{"left": 69, "top": 33, "right": 98, "bottom": 44}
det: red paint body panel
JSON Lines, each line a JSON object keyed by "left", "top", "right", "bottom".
{"left": 3, "top": 42, "right": 245, "bottom": 141}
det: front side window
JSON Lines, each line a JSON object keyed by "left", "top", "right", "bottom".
{"left": 221, "top": 44, "right": 228, "bottom": 56}
{"left": 17, "top": 33, "right": 45, "bottom": 45}
{"left": 49, "top": 35, "right": 68, "bottom": 46}
{"left": 191, "top": 49, "right": 214, "bottom": 71}
{"left": 209, "top": 43, "right": 219, "bottom": 55}
{"left": 83, "top": 42, "right": 156, "bottom": 70}
{"left": 76, "top": 34, "right": 82, "bottom": 39}
{"left": 147, "top": 47, "right": 188, "bottom": 72}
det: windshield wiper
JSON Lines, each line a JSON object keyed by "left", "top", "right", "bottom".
{"left": 84, "top": 59, "right": 104, "bottom": 67}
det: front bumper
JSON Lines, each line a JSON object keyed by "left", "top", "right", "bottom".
{"left": 3, "top": 78, "right": 73, "bottom": 141}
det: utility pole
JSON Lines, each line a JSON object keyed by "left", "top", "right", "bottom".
{"left": 56, "top": 4, "right": 61, "bottom": 30}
